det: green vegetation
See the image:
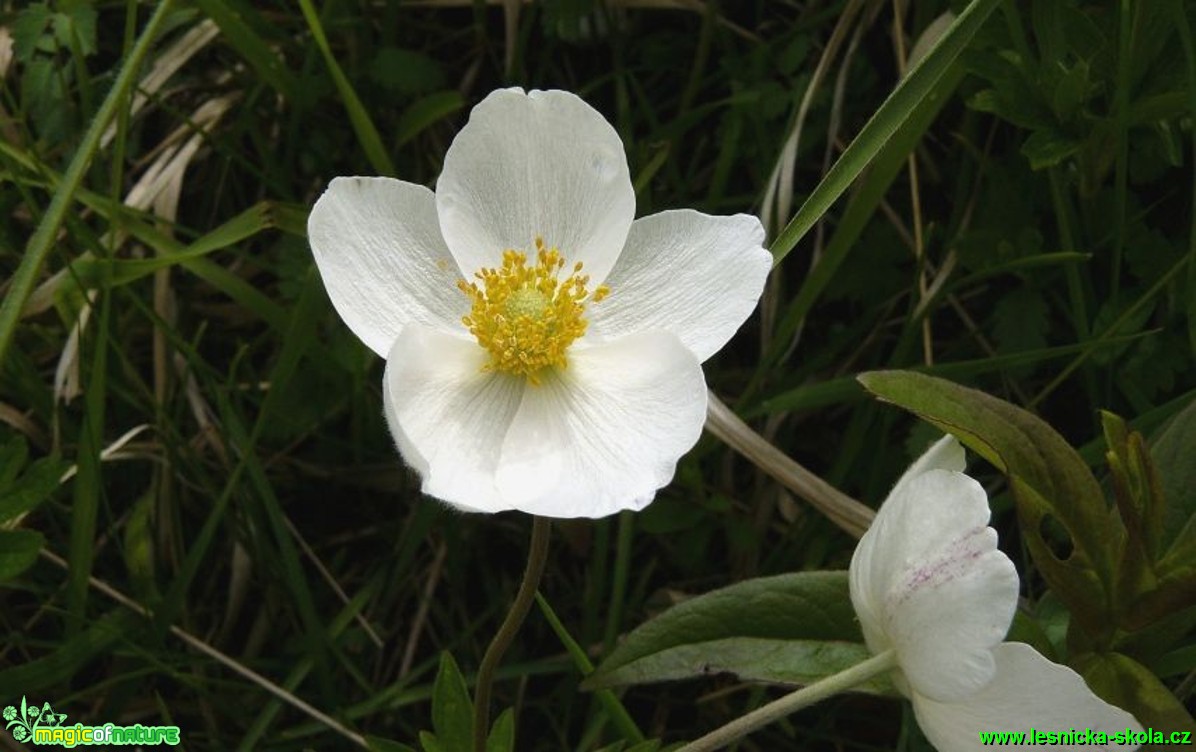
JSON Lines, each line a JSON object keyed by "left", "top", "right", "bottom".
{"left": 1, "top": 1, "right": 1193, "bottom": 749}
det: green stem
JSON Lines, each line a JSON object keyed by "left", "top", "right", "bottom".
{"left": 0, "top": 0, "right": 175, "bottom": 368}
{"left": 676, "top": 649, "right": 898, "bottom": 752}
{"left": 472, "top": 516, "right": 552, "bottom": 752}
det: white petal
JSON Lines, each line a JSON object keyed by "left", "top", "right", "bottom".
{"left": 436, "top": 88, "right": 634, "bottom": 286}
{"left": 494, "top": 331, "right": 706, "bottom": 518}
{"left": 911, "top": 642, "right": 1144, "bottom": 751}
{"left": 891, "top": 434, "right": 966, "bottom": 498}
{"left": 382, "top": 325, "right": 525, "bottom": 513}
{"left": 850, "top": 469, "right": 1019, "bottom": 700}
{"left": 309, "top": 177, "right": 467, "bottom": 356}
{"left": 587, "top": 210, "right": 771, "bottom": 362}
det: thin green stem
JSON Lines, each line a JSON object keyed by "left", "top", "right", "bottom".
{"left": 472, "top": 516, "right": 552, "bottom": 752}
{"left": 676, "top": 649, "right": 898, "bottom": 752}
{"left": 0, "top": 0, "right": 175, "bottom": 368}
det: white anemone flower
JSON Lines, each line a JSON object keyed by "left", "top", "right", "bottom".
{"left": 849, "top": 436, "right": 1143, "bottom": 751}
{"left": 307, "top": 88, "right": 771, "bottom": 518}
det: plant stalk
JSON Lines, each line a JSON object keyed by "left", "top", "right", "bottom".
{"left": 676, "top": 649, "right": 898, "bottom": 752}
{"left": 472, "top": 515, "right": 552, "bottom": 752}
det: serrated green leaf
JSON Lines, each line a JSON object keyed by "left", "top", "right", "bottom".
{"left": 431, "top": 652, "right": 472, "bottom": 752}
{"left": 0, "top": 529, "right": 44, "bottom": 580}
{"left": 0, "top": 455, "right": 66, "bottom": 522}
{"left": 11, "top": 3, "right": 53, "bottom": 63}
{"left": 857, "top": 371, "right": 1115, "bottom": 638}
{"left": 366, "top": 736, "right": 417, "bottom": 752}
{"left": 585, "top": 572, "right": 889, "bottom": 693}
{"left": 53, "top": 0, "right": 98, "bottom": 57}
{"left": 485, "top": 708, "right": 514, "bottom": 752}
{"left": 1076, "top": 651, "right": 1196, "bottom": 735}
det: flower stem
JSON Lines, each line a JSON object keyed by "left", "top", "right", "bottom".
{"left": 472, "top": 516, "right": 552, "bottom": 752}
{"left": 676, "top": 649, "right": 898, "bottom": 752}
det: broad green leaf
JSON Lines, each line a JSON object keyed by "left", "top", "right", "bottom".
{"left": 585, "top": 572, "right": 890, "bottom": 693}
{"left": 1077, "top": 651, "right": 1196, "bottom": 735}
{"left": 857, "top": 371, "right": 1115, "bottom": 637}
{"left": 366, "top": 737, "right": 417, "bottom": 752}
{"left": 1150, "top": 396, "right": 1196, "bottom": 554}
{"left": 431, "top": 652, "right": 472, "bottom": 752}
{"left": 485, "top": 708, "right": 514, "bottom": 752}
{"left": 0, "top": 529, "right": 44, "bottom": 580}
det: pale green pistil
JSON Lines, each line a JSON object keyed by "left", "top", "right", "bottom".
{"left": 504, "top": 287, "right": 549, "bottom": 320}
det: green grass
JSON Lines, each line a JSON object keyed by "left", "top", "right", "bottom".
{"left": 1, "top": 1, "right": 1194, "bottom": 750}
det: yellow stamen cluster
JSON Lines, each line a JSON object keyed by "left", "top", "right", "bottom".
{"left": 458, "top": 238, "right": 609, "bottom": 383}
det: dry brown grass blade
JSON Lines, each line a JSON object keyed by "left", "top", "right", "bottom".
{"left": 705, "top": 391, "right": 874, "bottom": 538}
{"left": 100, "top": 18, "right": 221, "bottom": 149}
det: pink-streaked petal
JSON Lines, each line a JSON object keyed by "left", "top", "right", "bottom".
{"left": 851, "top": 466, "right": 1018, "bottom": 700}
{"left": 587, "top": 210, "right": 771, "bottom": 362}
{"left": 436, "top": 88, "right": 634, "bottom": 286}
{"left": 309, "top": 177, "right": 467, "bottom": 355}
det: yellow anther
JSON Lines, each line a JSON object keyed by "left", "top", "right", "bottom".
{"left": 458, "top": 237, "right": 609, "bottom": 384}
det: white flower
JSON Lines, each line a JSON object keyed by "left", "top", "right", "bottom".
{"left": 308, "top": 88, "right": 771, "bottom": 518}
{"left": 849, "top": 436, "right": 1143, "bottom": 751}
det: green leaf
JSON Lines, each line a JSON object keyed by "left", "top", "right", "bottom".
{"left": 0, "top": 436, "right": 30, "bottom": 488}
{"left": 857, "top": 371, "right": 1115, "bottom": 638}
{"left": 419, "top": 732, "right": 447, "bottom": 752}
{"left": 585, "top": 572, "right": 891, "bottom": 694}
{"left": 485, "top": 708, "right": 515, "bottom": 752}
{"left": 11, "top": 3, "right": 53, "bottom": 63}
{"left": 395, "top": 91, "right": 465, "bottom": 149}
{"left": 1102, "top": 412, "right": 1165, "bottom": 565}
{"left": 431, "top": 652, "right": 472, "bottom": 752}
{"left": 1020, "top": 129, "right": 1082, "bottom": 170}
{"left": 0, "top": 455, "right": 65, "bottom": 523}
{"left": 0, "top": 610, "right": 134, "bottom": 690}
{"left": 366, "top": 737, "right": 417, "bottom": 752}
{"left": 68, "top": 202, "right": 276, "bottom": 288}
{"left": 1076, "top": 651, "right": 1196, "bottom": 735}
{"left": 0, "top": 529, "right": 44, "bottom": 580}
{"left": 1150, "top": 396, "right": 1196, "bottom": 553}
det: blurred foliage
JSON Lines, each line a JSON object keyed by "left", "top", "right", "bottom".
{"left": 0, "top": 0, "right": 1193, "bottom": 749}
